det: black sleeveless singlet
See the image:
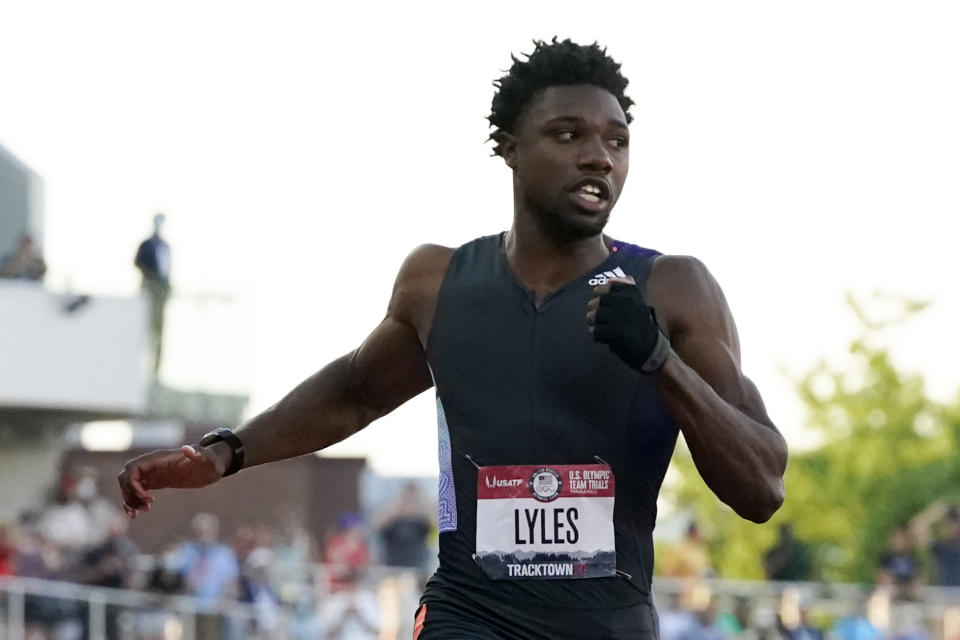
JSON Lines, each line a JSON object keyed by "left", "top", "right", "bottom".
{"left": 420, "top": 234, "right": 679, "bottom": 639}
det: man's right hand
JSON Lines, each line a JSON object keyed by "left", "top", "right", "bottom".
{"left": 118, "top": 444, "right": 225, "bottom": 518}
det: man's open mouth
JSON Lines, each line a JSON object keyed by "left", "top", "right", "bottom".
{"left": 569, "top": 178, "right": 612, "bottom": 211}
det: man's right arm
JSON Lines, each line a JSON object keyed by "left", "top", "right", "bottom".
{"left": 118, "top": 244, "right": 451, "bottom": 515}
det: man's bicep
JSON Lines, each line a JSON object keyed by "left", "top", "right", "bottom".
{"left": 345, "top": 242, "right": 449, "bottom": 420}
{"left": 347, "top": 314, "right": 433, "bottom": 420}
{"left": 660, "top": 257, "right": 773, "bottom": 426}
{"left": 673, "top": 329, "right": 772, "bottom": 426}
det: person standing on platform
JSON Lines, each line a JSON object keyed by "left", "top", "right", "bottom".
{"left": 134, "top": 212, "right": 171, "bottom": 375}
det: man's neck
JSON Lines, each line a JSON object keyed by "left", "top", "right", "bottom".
{"left": 504, "top": 215, "right": 610, "bottom": 299}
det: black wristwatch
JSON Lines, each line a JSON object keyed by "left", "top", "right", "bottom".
{"left": 198, "top": 428, "right": 245, "bottom": 477}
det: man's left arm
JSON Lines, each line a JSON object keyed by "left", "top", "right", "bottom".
{"left": 588, "top": 255, "right": 787, "bottom": 523}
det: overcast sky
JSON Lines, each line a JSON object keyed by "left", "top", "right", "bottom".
{"left": 1, "top": 1, "right": 957, "bottom": 476}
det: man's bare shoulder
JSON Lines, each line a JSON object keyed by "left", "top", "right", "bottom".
{"left": 648, "top": 254, "right": 717, "bottom": 296}
{"left": 646, "top": 254, "right": 729, "bottom": 338}
{"left": 389, "top": 244, "right": 455, "bottom": 344}
{"left": 397, "top": 244, "right": 455, "bottom": 283}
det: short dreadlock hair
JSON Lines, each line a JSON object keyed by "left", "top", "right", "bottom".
{"left": 488, "top": 38, "right": 634, "bottom": 157}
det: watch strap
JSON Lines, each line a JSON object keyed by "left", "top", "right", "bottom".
{"left": 199, "top": 428, "right": 245, "bottom": 477}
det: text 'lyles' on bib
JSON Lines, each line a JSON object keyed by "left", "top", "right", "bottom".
{"left": 474, "top": 463, "right": 616, "bottom": 580}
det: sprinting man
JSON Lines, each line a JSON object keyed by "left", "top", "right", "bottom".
{"left": 120, "top": 39, "right": 787, "bottom": 639}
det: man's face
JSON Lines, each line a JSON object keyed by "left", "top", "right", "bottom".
{"left": 505, "top": 84, "right": 629, "bottom": 242}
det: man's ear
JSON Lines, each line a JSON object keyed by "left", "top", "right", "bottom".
{"left": 499, "top": 133, "right": 518, "bottom": 169}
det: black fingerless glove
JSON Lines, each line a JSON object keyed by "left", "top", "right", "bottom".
{"left": 593, "top": 282, "right": 671, "bottom": 373}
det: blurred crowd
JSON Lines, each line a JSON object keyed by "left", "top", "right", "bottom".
{"left": 659, "top": 515, "right": 960, "bottom": 591}
{"left": 875, "top": 504, "right": 960, "bottom": 600}
{"left": 4, "top": 473, "right": 960, "bottom": 640}
{"left": 655, "top": 582, "right": 941, "bottom": 640}
{"left": 0, "top": 474, "right": 434, "bottom": 640}
{"left": 654, "top": 515, "right": 960, "bottom": 640}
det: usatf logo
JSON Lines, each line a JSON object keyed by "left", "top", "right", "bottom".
{"left": 529, "top": 468, "right": 562, "bottom": 502}
{"left": 485, "top": 475, "right": 523, "bottom": 489}
{"left": 588, "top": 266, "right": 627, "bottom": 286}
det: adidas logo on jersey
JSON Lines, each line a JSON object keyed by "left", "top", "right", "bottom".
{"left": 588, "top": 266, "right": 627, "bottom": 286}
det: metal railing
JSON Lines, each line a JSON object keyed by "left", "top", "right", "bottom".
{"left": 653, "top": 576, "right": 960, "bottom": 639}
{"left": 7, "top": 571, "right": 960, "bottom": 640}
{"left": 0, "top": 575, "right": 288, "bottom": 640}
{"left": 0, "top": 563, "right": 424, "bottom": 640}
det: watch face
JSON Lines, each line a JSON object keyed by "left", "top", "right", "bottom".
{"left": 199, "top": 430, "right": 223, "bottom": 446}
{"left": 196, "top": 428, "right": 243, "bottom": 477}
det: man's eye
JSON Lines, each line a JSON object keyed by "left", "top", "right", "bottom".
{"left": 555, "top": 131, "right": 576, "bottom": 141}
{"left": 611, "top": 137, "right": 629, "bottom": 148}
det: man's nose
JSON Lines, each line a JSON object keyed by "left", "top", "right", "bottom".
{"left": 577, "top": 137, "right": 613, "bottom": 174}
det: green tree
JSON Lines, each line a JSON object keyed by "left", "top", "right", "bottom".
{"left": 665, "top": 294, "right": 960, "bottom": 582}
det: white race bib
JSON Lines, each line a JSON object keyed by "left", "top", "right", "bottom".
{"left": 474, "top": 463, "right": 616, "bottom": 580}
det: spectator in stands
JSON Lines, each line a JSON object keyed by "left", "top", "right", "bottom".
{"left": 173, "top": 512, "right": 239, "bottom": 639}
{"left": 0, "top": 233, "right": 46, "bottom": 281}
{"left": 877, "top": 524, "right": 923, "bottom": 600}
{"left": 81, "top": 512, "right": 137, "bottom": 589}
{"left": 324, "top": 512, "right": 370, "bottom": 592}
{"left": 17, "top": 525, "right": 84, "bottom": 640}
{"left": 13, "top": 517, "right": 61, "bottom": 580}
{"left": 375, "top": 481, "right": 433, "bottom": 571}
{"left": 36, "top": 475, "right": 93, "bottom": 553}
{"left": 271, "top": 511, "right": 317, "bottom": 605}
{"left": 174, "top": 512, "right": 239, "bottom": 605}
{"left": 239, "top": 546, "right": 281, "bottom": 635}
{"left": 73, "top": 465, "right": 123, "bottom": 548}
{"left": 134, "top": 212, "right": 172, "bottom": 375}
{"left": 909, "top": 500, "right": 960, "bottom": 586}
{"left": 662, "top": 521, "right": 712, "bottom": 579}
{"left": 319, "top": 568, "right": 380, "bottom": 640}
{"left": 81, "top": 513, "right": 137, "bottom": 640}
{"left": 763, "top": 523, "right": 812, "bottom": 581}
